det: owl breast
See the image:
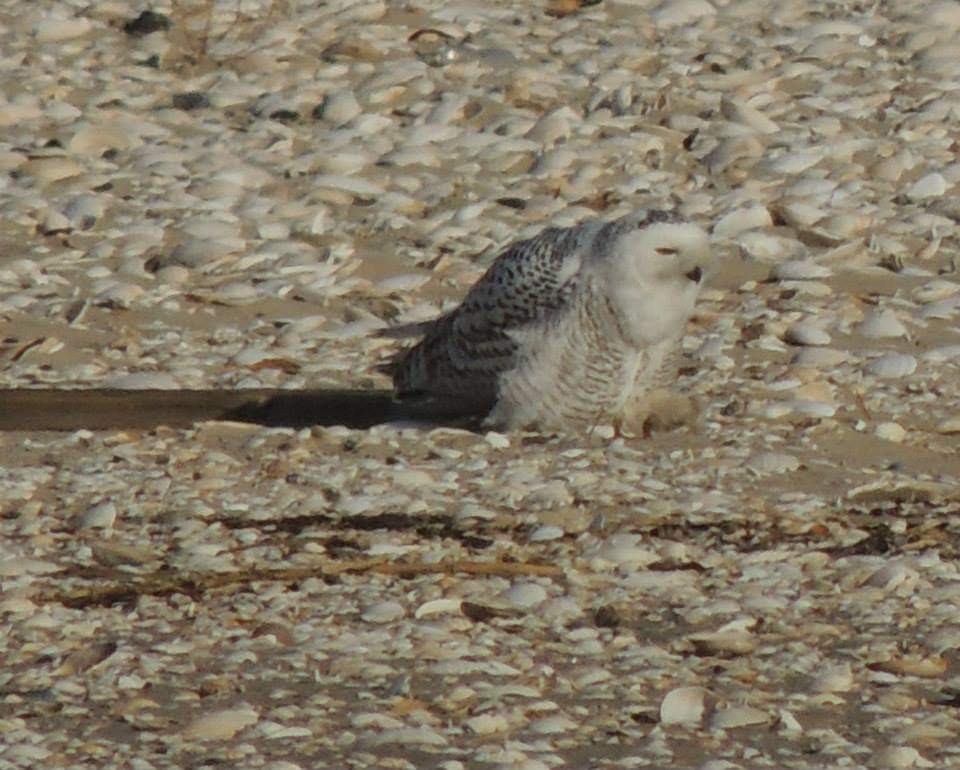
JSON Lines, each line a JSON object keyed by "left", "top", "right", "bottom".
{"left": 487, "top": 279, "right": 643, "bottom": 429}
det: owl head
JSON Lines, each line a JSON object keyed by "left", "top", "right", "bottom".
{"left": 597, "top": 211, "right": 712, "bottom": 346}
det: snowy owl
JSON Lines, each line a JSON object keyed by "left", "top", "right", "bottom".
{"left": 389, "top": 210, "right": 712, "bottom": 431}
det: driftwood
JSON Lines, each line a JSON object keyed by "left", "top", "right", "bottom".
{"left": 0, "top": 388, "right": 483, "bottom": 431}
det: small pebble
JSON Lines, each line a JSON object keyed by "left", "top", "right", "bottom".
{"left": 172, "top": 92, "right": 211, "bottom": 111}
{"left": 124, "top": 10, "right": 172, "bottom": 36}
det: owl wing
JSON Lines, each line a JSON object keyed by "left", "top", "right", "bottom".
{"left": 391, "top": 224, "right": 591, "bottom": 406}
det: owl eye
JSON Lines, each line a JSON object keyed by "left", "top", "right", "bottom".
{"left": 655, "top": 246, "right": 678, "bottom": 255}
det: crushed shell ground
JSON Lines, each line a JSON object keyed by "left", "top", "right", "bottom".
{"left": 2, "top": 1, "right": 960, "bottom": 768}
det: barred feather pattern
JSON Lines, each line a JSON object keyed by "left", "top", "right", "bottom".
{"left": 489, "top": 283, "right": 685, "bottom": 428}
{"left": 391, "top": 222, "right": 601, "bottom": 408}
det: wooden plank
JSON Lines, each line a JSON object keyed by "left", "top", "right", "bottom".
{"left": 0, "top": 389, "right": 481, "bottom": 431}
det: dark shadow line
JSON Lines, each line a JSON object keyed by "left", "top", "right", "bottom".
{"left": 0, "top": 389, "right": 484, "bottom": 431}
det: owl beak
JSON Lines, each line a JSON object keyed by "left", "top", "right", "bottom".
{"left": 685, "top": 266, "right": 703, "bottom": 283}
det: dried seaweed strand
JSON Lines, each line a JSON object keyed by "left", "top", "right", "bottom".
{"left": 38, "top": 558, "right": 564, "bottom": 609}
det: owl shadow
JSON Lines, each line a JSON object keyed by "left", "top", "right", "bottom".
{"left": 222, "top": 389, "right": 488, "bottom": 430}
{"left": 0, "top": 388, "right": 488, "bottom": 432}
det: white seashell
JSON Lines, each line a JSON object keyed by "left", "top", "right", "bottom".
{"left": 784, "top": 399, "right": 837, "bottom": 418}
{"left": 334, "top": 0, "right": 387, "bottom": 22}
{"left": 352, "top": 713, "right": 404, "bottom": 729}
{"left": 94, "top": 281, "right": 144, "bottom": 308}
{"left": 907, "top": 172, "right": 948, "bottom": 201}
{"left": 0, "top": 558, "right": 59, "bottom": 577}
{"left": 529, "top": 715, "right": 578, "bottom": 734}
{"left": 767, "top": 150, "right": 823, "bottom": 174}
{"left": 738, "top": 232, "right": 802, "bottom": 261}
{"left": 63, "top": 195, "right": 105, "bottom": 230}
{"left": 369, "top": 727, "right": 448, "bottom": 746}
{"left": 792, "top": 347, "right": 848, "bottom": 367}
{"left": 312, "top": 151, "right": 371, "bottom": 175}
{"left": 720, "top": 97, "right": 778, "bottom": 134}
{"left": 917, "top": 297, "right": 960, "bottom": 320}
{"left": 865, "top": 353, "right": 917, "bottom": 379}
{"left": 936, "top": 415, "right": 960, "bottom": 434}
{"left": 774, "top": 200, "right": 825, "bottom": 228}
{"left": 857, "top": 309, "right": 908, "bottom": 338}
{"left": 872, "top": 746, "right": 934, "bottom": 769}
{"left": 531, "top": 148, "right": 575, "bottom": 176}
{"left": 183, "top": 707, "right": 259, "bottom": 740}
{"left": 181, "top": 216, "right": 241, "bottom": 240}
{"left": 807, "top": 19, "right": 864, "bottom": 35}
{"left": 930, "top": 1, "right": 960, "bottom": 28}
{"left": 258, "top": 722, "right": 312, "bottom": 740}
{"left": 924, "top": 344, "right": 960, "bottom": 363}
{"left": 713, "top": 206, "right": 772, "bottom": 237}
{"left": 660, "top": 686, "right": 706, "bottom": 726}
{"left": 705, "top": 135, "right": 765, "bottom": 173}
{"left": 875, "top": 422, "right": 906, "bottom": 443}
{"left": 770, "top": 259, "right": 832, "bottom": 281}
{"left": 810, "top": 664, "right": 853, "bottom": 693}
{"left": 80, "top": 501, "right": 117, "bottom": 530}
{"left": 501, "top": 582, "right": 547, "bottom": 609}
{"left": 0, "top": 100, "right": 41, "bottom": 127}
{"left": 34, "top": 16, "right": 93, "bottom": 43}
{"left": 747, "top": 452, "right": 800, "bottom": 474}
{"left": 0, "top": 597, "right": 36, "bottom": 614}
{"left": 575, "top": 667, "right": 612, "bottom": 688}
{"left": 379, "top": 146, "right": 441, "bottom": 167}
{"left": 318, "top": 89, "right": 361, "bottom": 125}
{"left": 873, "top": 153, "right": 909, "bottom": 182}
{"left": 455, "top": 504, "right": 496, "bottom": 522}
{"left": 415, "top": 599, "right": 462, "bottom": 619}
{"left": 785, "top": 176, "right": 837, "bottom": 200}
{"left": 652, "top": 0, "right": 716, "bottom": 28}
{"left": 689, "top": 630, "right": 756, "bottom": 656}
{"left": 257, "top": 222, "right": 289, "bottom": 240}
{"left": 313, "top": 174, "right": 383, "bottom": 196}
{"left": 69, "top": 123, "right": 139, "bottom": 156}
{"left": 865, "top": 561, "right": 918, "bottom": 591}
{"left": 710, "top": 706, "right": 769, "bottom": 730}
{"left": 464, "top": 713, "right": 508, "bottom": 735}
{"left": 40, "top": 209, "right": 71, "bottom": 234}
{"left": 427, "top": 94, "right": 469, "bottom": 125}
{"left": 361, "top": 601, "right": 405, "bottom": 623}
{"left": 778, "top": 709, "right": 804, "bottom": 734}
{"left": 529, "top": 525, "right": 564, "bottom": 542}
{"left": 484, "top": 432, "right": 510, "bottom": 449}
{"left": 587, "top": 535, "right": 659, "bottom": 570}
{"left": 21, "top": 156, "right": 85, "bottom": 182}
{"left": 404, "top": 125, "right": 461, "bottom": 146}
{"left": 48, "top": 98, "right": 82, "bottom": 121}
{"left": 784, "top": 321, "right": 831, "bottom": 346}
{"left": 527, "top": 107, "right": 575, "bottom": 146}
{"left": 373, "top": 273, "right": 430, "bottom": 294}
{"left": 391, "top": 468, "right": 433, "bottom": 487}
{"left": 103, "top": 372, "right": 179, "bottom": 389}
{"left": 817, "top": 213, "right": 872, "bottom": 240}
